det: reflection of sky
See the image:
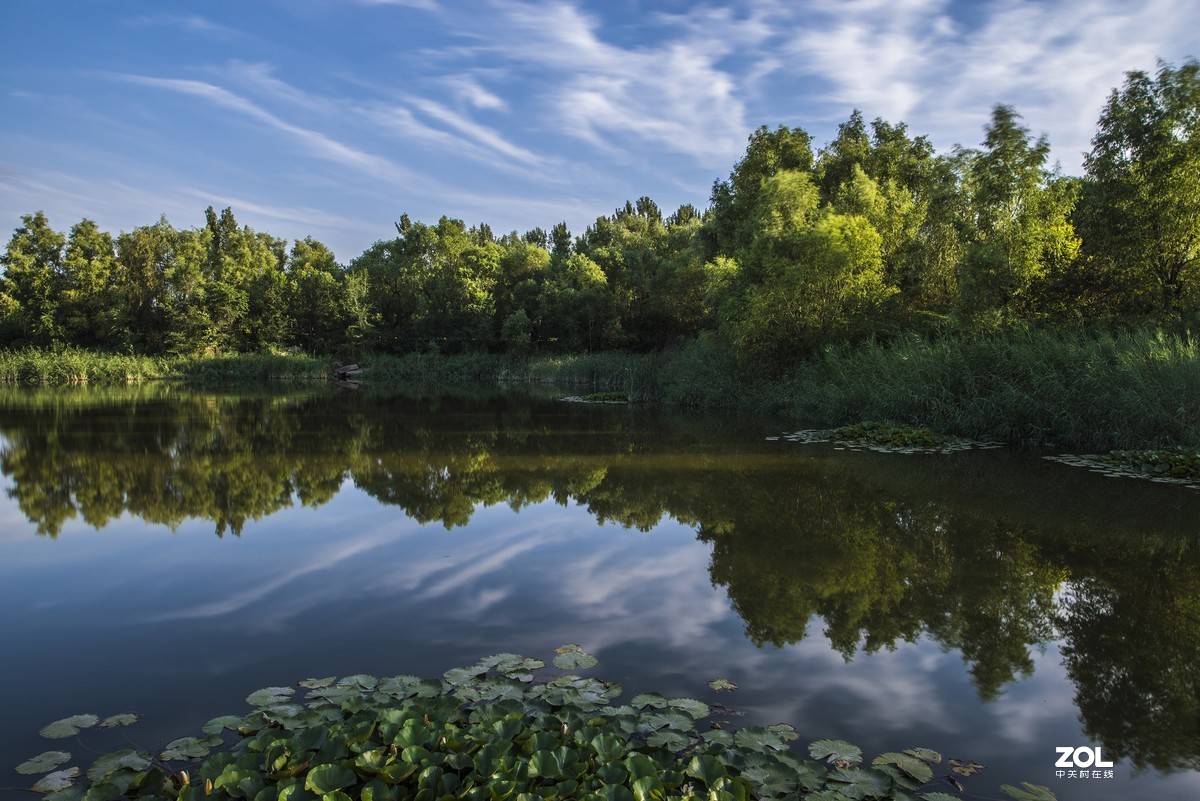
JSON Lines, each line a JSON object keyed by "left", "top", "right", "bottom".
{"left": 2, "top": 486, "right": 1200, "bottom": 801}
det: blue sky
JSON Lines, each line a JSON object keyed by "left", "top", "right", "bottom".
{"left": 2, "top": 0, "right": 1197, "bottom": 262}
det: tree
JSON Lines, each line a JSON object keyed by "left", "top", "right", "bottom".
{"left": 957, "top": 106, "right": 1080, "bottom": 322}
{"left": 60, "top": 219, "right": 119, "bottom": 346}
{"left": 0, "top": 211, "right": 66, "bottom": 345}
{"left": 1081, "top": 59, "right": 1200, "bottom": 321}
{"left": 703, "top": 125, "right": 814, "bottom": 259}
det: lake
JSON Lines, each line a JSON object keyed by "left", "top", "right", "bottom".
{"left": 1, "top": 384, "right": 1199, "bottom": 801}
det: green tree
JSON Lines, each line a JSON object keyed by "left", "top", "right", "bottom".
{"left": 60, "top": 219, "right": 119, "bottom": 346}
{"left": 957, "top": 106, "right": 1080, "bottom": 322}
{"left": 1081, "top": 59, "right": 1200, "bottom": 321}
{"left": 0, "top": 211, "right": 66, "bottom": 345}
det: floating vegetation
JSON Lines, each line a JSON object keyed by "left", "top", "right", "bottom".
{"left": 1044, "top": 446, "right": 1200, "bottom": 489}
{"left": 769, "top": 421, "right": 1003, "bottom": 455}
{"left": 12, "top": 647, "right": 1055, "bottom": 801}
{"left": 561, "top": 391, "right": 630, "bottom": 404}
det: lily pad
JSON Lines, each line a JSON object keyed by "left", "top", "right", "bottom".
{"left": 706, "top": 678, "right": 738, "bottom": 692}
{"left": 826, "top": 767, "right": 892, "bottom": 799}
{"left": 553, "top": 644, "right": 598, "bottom": 670}
{"left": 16, "top": 750, "right": 72, "bottom": 774}
{"left": 39, "top": 715, "right": 99, "bottom": 739}
{"left": 33, "top": 768, "right": 80, "bottom": 793}
{"left": 246, "top": 687, "right": 295, "bottom": 707}
{"left": 86, "top": 750, "right": 152, "bottom": 782}
{"left": 99, "top": 713, "right": 139, "bottom": 729}
{"left": 666, "top": 698, "right": 710, "bottom": 719}
{"left": 200, "top": 715, "right": 243, "bottom": 736}
{"left": 873, "top": 752, "right": 933, "bottom": 783}
{"left": 809, "top": 739, "right": 863, "bottom": 765}
{"left": 298, "top": 676, "right": 336, "bottom": 689}
{"left": 1000, "top": 783, "right": 1058, "bottom": 801}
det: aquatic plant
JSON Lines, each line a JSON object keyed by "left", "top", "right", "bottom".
{"left": 562, "top": 392, "right": 630, "bottom": 404}
{"left": 1044, "top": 446, "right": 1200, "bottom": 489}
{"left": 767, "top": 421, "right": 1001, "bottom": 454}
{"left": 12, "top": 647, "right": 1054, "bottom": 801}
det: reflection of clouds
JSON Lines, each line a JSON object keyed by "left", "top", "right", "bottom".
{"left": 987, "top": 644, "right": 1078, "bottom": 745}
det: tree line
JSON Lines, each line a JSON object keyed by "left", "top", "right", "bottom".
{"left": 2, "top": 60, "right": 1197, "bottom": 371}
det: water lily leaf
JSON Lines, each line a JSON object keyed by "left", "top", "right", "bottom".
{"left": 707, "top": 678, "right": 738, "bottom": 692}
{"left": 948, "top": 758, "right": 985, "bottom": 777}
{"left": 201, "top": 715, "right": 244, "bottom": 736}
{"left": 734, "top": 727, "right": 788, "bottom": 752}
{"left": 376, "top": 674, "right": 422, "bottom": 698}
{"left": 444, "top": 666, "right": 487, "bottom": 686}
{"left": 740, "top": 760, "right": 799, "bottom": 796}
{"left": 685, "top": 755, "right": 728, "bottom": 786}
{"left": 593, "top": 785, "right": 635, "bottom": 801}
{"left": 630, "top": 774, "right": 664, "bottom": 801}
{"left": 873, "top": 752, "right": 933, "bottom": 784}
{"left": 160, "top": 736, "right": 220, "bottom": 761}
{"left": 809, "top": 739, "right": 863, "bottom": 765}
{"left": 904, "top": 748, "right": 942, "bottom": 764}
{"left": 766, "top": 723, "right": 798, "bottom": 742}
{"left": 16, "top": 751, "right": 72, "bottom": 774}
{"left": 98, "top": 713, "right": 139, "bottom": 729}
{"left": 44, "top": 785, "right": 85, "bottom": 801}
{"left": 827, "top": 767, "right": 892, "bottom": 800}
{"left": 920, "top": 794, "right": 963, "bottom": 801}
{"left": 643, "top": 709, "right": 694, "bottom": 732}
{"left": 32, "top": 768, "right": 80, "bottom": 793}
{"left": 667, "top": 698, "right": 709, "bottom": 719}
{"left": 645, "top": 729, "right": 691, "bottom": 750}
{"left": 553, "top": 645, "right": 598, "bottom": 671}
{"left": 40, "top": 715, "right": 99, "bottom": 739}
{"left": 247, "top": 687, "right": 295, "bottom": 707}
{"left": 628, "top": 693, "right": 668, "bottom": 709}
{"left": 336, "top": 674, "right": 377, "bottom": 690}
{"left": 86, "top": 749, "right": 152, "bottom": 782}
{"left": 298, "top": 677, "right": 336, "bottom": 690}
{"left": 305, "top": 764, "right": 357, "bottom": 794}
{"left": 1000, "top": 783, "right": 1058, "bottom": 801}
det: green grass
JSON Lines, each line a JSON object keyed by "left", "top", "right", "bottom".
{"left": 0, "top": 348, "right": 330, "bottom": 385}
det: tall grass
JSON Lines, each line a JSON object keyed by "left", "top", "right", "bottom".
{"left": 768, "top": 327, "right": 1200, "bottom": 450}
{"left": 0, "top": 347, "right": 172, "bottom": 384}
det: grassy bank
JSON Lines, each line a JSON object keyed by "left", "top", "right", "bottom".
{"left": 0, "top": 348, "right": 331, "bottom": 385}
{"left": 3, "top": 325, "right": 1197, "bottom": 451}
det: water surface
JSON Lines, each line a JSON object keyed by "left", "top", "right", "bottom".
{"left": 1, "top": 384, "right": 1199, "bottom": 800}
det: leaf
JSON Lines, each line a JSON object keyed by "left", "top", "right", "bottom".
{"left": 160, "top": 736, "right": 219, "bottom": 761}
{"left": 904, "top": 748, "right": 942, "bottom": 764}
{"left": 443, "top": 666, "right": 487, "bottom": 686}
{"left": 948, "top": 758, "right": 985, "bottom": 777}
{"left": 766, "top": 723, "right": 799, "bottom": 742}
{"left": 1000, "top": 783, "right": 1058, "bottom": 801}
{"left": 298, "top": 677, "right": 336, "bottom": 690}
{"left": 645, "top": 729, "right": 691, "bottom": 750}
{"left": 667, "top": 698, "right": 710, "bottom": 719}
{"left": 629, "top": 693, "right": 668, "bottom": 709}
{"left": 201, "top": 715, "right": 244, "bottom": 736}
{"left": 16, "top": 751, "right": 72, "bottom": 774}
{"left": 86, "top": 749, "right": 152, "bottom": 782}
{"left": 734, "top": 727, "right": 788, "bottom": 752}
{"left": 707, "top": 679, "right": 738, "bottom": 692}
{"left": 873, "top": 752, "right": 934, "bottom": 784}
{"left": 247, "top": 687, "right": 295, "bottom": 707}
{"left": 99, "top": 713, "right": 139, "bottom": 729}
{"left": 809, "top": 739, "right": 863, "bottom": 765}
{"left": 336, "top": 674, "right": 377, "bottom": 690}
{"left": 685, "top": 755, "right": 728, "bottom": 786}
{"left": 40, "top": 715, "right": 99, "bottom": 739}
{"left": 32, "top": 768, "right": 80, "bottom": 793}
{"left": 643, "top": 709, "right": 694, "bottom": 732}
{"left": 552, "top": 645, "right": 598, "bottom": 671}
{"left": 920, "top": 794, "right": 963, "bottom": 801}
{"left": 305, "top": 764, "right": 358, "bottom": 794}
{"left": 826, "top": 767, "right": 892, "bottom": 800}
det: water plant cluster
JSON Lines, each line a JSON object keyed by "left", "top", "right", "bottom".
{"left": 1044, "top": 447, "right": 1200, "bottom": 489}
{"left": 767, "top": 422, "right": 1001, "bottom": 454}
{"left": 561, "top": 392, "right": 630, "bottom": 404}
{"left": 13, "top": 647, "right": 1056, "bottom": 801}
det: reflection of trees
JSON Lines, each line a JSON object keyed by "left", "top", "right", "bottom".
{"left": 4, "top": 386, "right": 1200, "bottom": 768}
{"left": 1060, "top": 564, "right": 1200, "bottom": 771}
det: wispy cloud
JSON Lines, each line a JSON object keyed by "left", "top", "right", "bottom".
{"left": 113, "top": 73, "right": 418, "bottom": 184}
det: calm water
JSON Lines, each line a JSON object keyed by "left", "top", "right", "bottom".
{"left": 2, "top": 385, "right": 1199, "bottom": 800}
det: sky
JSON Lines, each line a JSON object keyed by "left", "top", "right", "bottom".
{"left": 1, "top": 0, "right": 1197, "bottom": 262}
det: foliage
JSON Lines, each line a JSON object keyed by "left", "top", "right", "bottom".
{"left": 12, "top": 648, "right": 1054, "bottom": 801}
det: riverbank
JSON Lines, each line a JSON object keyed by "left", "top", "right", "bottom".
{"left": 3, "top": 325, "right": 1197, "bottom": 451}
